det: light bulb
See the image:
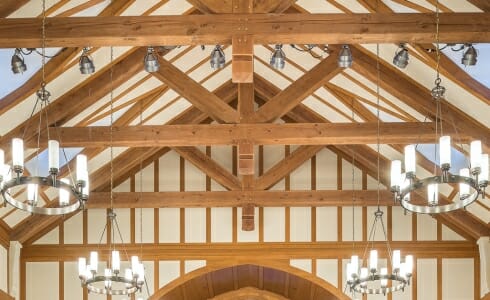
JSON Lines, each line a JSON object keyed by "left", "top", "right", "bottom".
{"left": 404, "top": 145, "right": 416, "bottom": 176}
{"left": 360, "top": 267, "right": 368, "bottom": 280}
{"left": 112, "top": 250, "right": 120, "bottom": 273}
{"left": 27, "top": 184, "right": 38, "bottom": 205}
{"left": 89, "top": 251, "right": 98, "bottom": 272}
{"left": 59, "top": 178, "right": 70, "bottom": 206}
{"left": 48, "top": 140, "right": 60, "bottom": 172}
{"left": 104, "top": 268, "right": 112, "bottom": 289}
{"left": 405, "top": 255, "right": 413, "bottom": 276}
{"left": 137, "top": 263, "right": 145, "bottom": 283}
{"left": 131, "top": 256, "right": 139, "bottom": 273}
{"left": 393, "top": 250, "right": 401, "bottom": 272}
{"left": 459, "top": 168, "right": 470, "bottom": 199}
{"left": 0, "top": 149, "right": 4, "bottom": 168}
{"left": 346, "top": 262, "right": 353, "bottom": 282}
{"left": 85, "top": 266, "right": 93, "bottom": 280}
{"left": 12, "top": 138, "right": 24, "bottom": 170}
{"left": 439, "top": 136, "right": 451, "bottom": 169}
{"left": 369, "top": 250, "right": 378, "bottom": 273}
{"left": 480, "top": 154, "right": 488, "bottom": 184}
{"left": 350, "top": 255, "right": 359, "bottom": 277}
{"left": 380, "top": 267, "right": 388, "bottom": 287}
{"left": 399, "top": 262, "right": 407, "bottom": 279}
{"left": 470, "top": 140, "right": 482, "bottom": 172}
{"left": 78, "top": 257, "right": 86, "bottom": 277}
{"left": 76, "top": 154, "right": 88, "bottom": 184}
{"left": 124, "top": 268, "right": 133, "bottom": 281}
{"left": 391, "top": 160, "right": 401, "bottom": 189}
{"left": 428, "top": 183, "right": 438, "bottom": 205}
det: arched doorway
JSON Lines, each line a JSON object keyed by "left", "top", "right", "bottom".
{"left": 151, "top": 264, "right": 348, "bottom": 300}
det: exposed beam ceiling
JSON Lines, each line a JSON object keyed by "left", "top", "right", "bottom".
{"left": 28, "top": 122, "right": 478, "bottom": 147}
{"left": 0, "top": 0, "right": 28, "bottom": 17}
{"left": 0, "top": 13, "right": 489, "bottom": 47}
{"left": 87, "top": 190, "right": 394, "bottom": 208}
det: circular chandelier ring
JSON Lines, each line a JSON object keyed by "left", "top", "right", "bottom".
{"left": 83, "top": 275, "right": 139, "bottom": 295}
{"left": 1, "top": 176, "right": 85, "bottom": 215}
{"left": 398, "top": 174, "right": 480, "bottom": 214}
{"left": 352, "top": 274, "right": 409, "bottom": 295}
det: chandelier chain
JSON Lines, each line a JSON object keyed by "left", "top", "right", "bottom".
{"left": 375, "top": 44, "right": 381, "bottom": 210}
{"left": 110, "top": 46, "right": 114, "bottom": 210}
{"left": 351, "top": 98, "right": 356, "bottom": 248}
{"left": 41, "top": 0, "right": 46, "bottom": 85}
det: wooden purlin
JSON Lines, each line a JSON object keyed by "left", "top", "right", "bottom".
{"left": 0, "top": 13, "right": 489, "bottom": 47}
{"left": 0, "top": 0, "right": 28, "bottom": 17}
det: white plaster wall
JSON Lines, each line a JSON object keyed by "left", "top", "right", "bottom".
{"left": 26, "top": 262, "right": 59, "bottom": 300}
{"left": 158, "top": 261, "right": 180, "bottom": 288}
{"left": 64, "top": 212, "right": 83, "bottom": 244}
{"left": 442, "top": 258, "right": 474, "bottom": 300}
{"left": 418, "top": 259, "right": 437, "bottom": 300}
{"left": 211, "top": 207, "right": 232, "bottom": 243}
{"left": 263, "top": 207, "right": 285, "bottom": 242}
{"left": 135, "top": 208, "right": 155, "bottom": 243}
{"left": 316, "top": 207, "right": 337, "bottom": 241}
{"left": 417, "top": 214, "right": 437, "bottom": 241}
{"left": 159, "top": 208, "right": 180, "bottom": 243}
{"left": 391, "top": 207, "right": 412, "bottom": 241}
{"left": 290, "top": 207, "right": 311, "bottom": 242}
{"left": 316, "top": 259, "right": 338, "bottom": 288}
{"left": 88, "top": 209, "right": 107, "bottom": 244}
{"left": 185, "top": 208, "right": 206, "bottom": 243}
{"left": 64, "top": 262, "right": 83, "bottom": 300}
{"left": 0, "top": 246, "right": 7, "bottom": 293}
{"left": 316, "top": 148, "right": 337, "bottom": 190}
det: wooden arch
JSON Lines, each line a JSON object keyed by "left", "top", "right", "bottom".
{"left": 150, "top": 261, "right": 349, "bottom": 300}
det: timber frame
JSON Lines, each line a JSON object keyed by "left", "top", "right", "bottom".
{"left": 0, "top": 0, "right": 489, "bottom": 299}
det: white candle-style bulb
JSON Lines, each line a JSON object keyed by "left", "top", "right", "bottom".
{"left": 59, "top": 178, "right": 70, "bottom": 206}
{"left": 48, "top": 140, "right": 59, "bottom": 171}
{"left": 346, "top": 263, "right": 352, "bottom": 281}
{"left": 360, "top": 267, "right": 368, "bottom": 280}
{"left": 89, "top": 251, "right": 98, "bottom": 272}
{"left": 369, "top": 250, "right": 378, "bottom": 272}
{"left": 380, "top": 268, "right": 388, "bottom": 287}
{"left": 471, "top": 140, "right": 482, "bottom": 171}
{"left": 137, "top": 263, "right": 145, "bottom": 283}
{"left": 12, "top": 138, "right": 24, "bottom": 168}
{"left": 480, "top": 154, "right": 489, "bottom": 184}
{"left": 439, "top": 136, "right": 451, "bottom": 168}
{"left": 459, "top": 168, "right": 470, "bottom": 198}
{"left": 2, "top": 165, "right": 11, "bottom": 182}
{"left": 124, "top": 268, "right": 133, "bottom": 281}
{"left": 82, "top": 177, "right": 89, "bottom": 197}
{"left": 76, "top": 155, "right": 88, "bottom": 182}
{"left": 405, "top": 255, "right": 413, "bottom": 275}
{"left": 404, "top": 145, "right": 416, "bottom": 175}
{"left": 400, "top": 262, "right": 407, "bottom": 279}
{"left": 78, "top": 257, "right": 86, "bottom": 277}
{"left": 391, "top": 160, "right": 401, "bottom": 188}
{"left": 85, "top": 266, "right": 93, "bottom": 280}
{"left": 111, "top": 250, "right": 120, "bottom": 273}
{"left": 393, "top": 250, "right": 401, "bottom": 271}
{"left": 0, "top": 149, "right": 4, "bottom": 168}
{"left": 351, "top": 255, "right": 359, "bottom": 276}
{"left": 428, "top": 183, "right": 438, "bottom": 205}
{"left": 104, "top": 268, "right": 112, "bottom": 289}
{"left": 131, "top": 256, "right": 139, "bottom": 273}
{"left": 27, "top": 184, "right": 38, "bottom": 204}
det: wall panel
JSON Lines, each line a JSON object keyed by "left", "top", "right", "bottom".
{"left": 417, "top": 258, "right": 437, "bottom": 300}
{"left": 290, "top": 207, "right": 311, "bottom": 242}
{"left": 159, "top": 151, "right": 180, "bottom": 191}
{"left": 159, "top": 208, "right": 180, "bottom": 243}
{"left": 64, "top": 262, "right": 83, "bottom": 300}
{"left": 135, "top": 208, "right": 155, "bottom": 243}
{"left": 263, "top": 207, "right": 285, "bottom": 242}
{"left": 185, "top": 208, "right": 206, "bottom": 243}
{"left": 87, "top": 209, "right": 107, "bottom": 244}
{"left": 316, "top": 259, "right": 338, "bottom": 288}
{"left": 316, "top": 148, "right": 337, "bottom": 190}
{"left": 158, "top": 261, "right": 180, "bottom": 288}
{"left": 63, "top": 212, "right": 83, "bottom": 244}
{"left": 0, "top": 246, "right": 7, "bottom": 293}
{"left": 442, "top": 258, "right": 474, "bottom": 300}
{"left": 211, "top": 207, "right": 232, "bottom": 243}
{"left": 417, "top": 214, "right": 437, "bottom": 241}
{"left": 26, "top": 262, "right": 59, "bottom": 300}
{"left": 316, "top": 207, "right": 337, "bottom": 241}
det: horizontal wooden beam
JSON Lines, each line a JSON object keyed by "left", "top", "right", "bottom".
{"left": 86, "top": 190, "right": 394, "bottom": 208}
{"left": 21, "top": 241, "right": 478, "bottom": 261}
{"left": 0, "top": 13, "right": 489, "bottom": 47}
{"left": 23, "top": 122, "right": 476, "bottom": 147}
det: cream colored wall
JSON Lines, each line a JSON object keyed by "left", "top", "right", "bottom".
{"left": 22, "top": 146, "right": 476, "bottom": 300}
{"left": 0, "top": 245, "right": 7, "bottom": 294}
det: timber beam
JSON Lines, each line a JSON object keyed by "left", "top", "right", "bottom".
{"left": 86, "top": 190, "right": 394, "bottom": 208}
{"left": 21, "top": 241, "right": 478, "bottom": 261}
{"left": 0, "top": 13, "right": 489, "bottom": 47}
{"left": 22, "top": 122, "right": 478, "bottom": 147}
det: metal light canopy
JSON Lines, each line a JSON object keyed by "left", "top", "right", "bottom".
{"left": 210, "top": 45, "right": 226, "bottom": 70}
{"left": 78, "top": 211, "right": 145, "bottom": 295}
{"left": 461, "top": 44, "right": 477, "bottom": 66}
{"left": 79, "top": 47, "right": 95, "bottom": 75}
{"left": 0, "top": 86, "right": 89, "bottom": 215}
{"left": 11, "top": 48, "right": 27, "bottom": 74}
{"left": 393, "top": 44, "right": 409, "bottom": 69}
{"left": 144, "top": 47, "right": 160, "bottom": 73}
{"left": 270, "top": 44, "right": 286, "bottom": 69}
{"left": 338, "top": 44, "right": 353, "bottom": 68}
{"left": 346, "top": 210, "right": 413, "bottom": 296}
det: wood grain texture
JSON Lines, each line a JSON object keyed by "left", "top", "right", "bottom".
{"left": 0, "top": 13, "right": 488, "bottom": 47}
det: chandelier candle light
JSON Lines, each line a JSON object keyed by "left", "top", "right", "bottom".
{"left": 389, "top": 0, "right": 488, "bottom": 214}
{"left": 0, "top": 0, "right": 89, "bottom": 215}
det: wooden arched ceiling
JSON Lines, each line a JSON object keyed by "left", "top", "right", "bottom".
{"left": 156, "top": 265, "right": 341, "bottom": 300}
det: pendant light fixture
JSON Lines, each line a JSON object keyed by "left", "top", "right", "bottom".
{"left": 346, "top": 44, "right": 412, "bottom": 298}
{"left": 78, "top": 47, "right": 144, "bottom": 295}
{"left": 390, "top": 0, "right": 488, "bottom": 214}
{"left": 0, "top": 0, "right": 88, "bottom": 215}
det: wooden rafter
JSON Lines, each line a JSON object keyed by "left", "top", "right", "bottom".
{"left": 253, "top": 74, "right": 489, "bottom": 240}
{"left": 0, "top": 13, "right": 489, "bottom": 47}
{"left": 86, "top": 190, "right": 394, "bottom": 208}
{"left": 21, "top": 241, "right": 478, "bottom": 261}
{"left": 350, "top": 45, "right": 490, "bottom": 153}
{"left": 467, "top": 0, "right": 490, "bottom": 11}
{"left": 153, "top": 58, "right": 239, "bottom": 123}
{"left": 174, "top": 146, "right": 242, "bottom": 191}
{"left": 0, "top": 0, "right": 28, "bottom": 17}
{"left": 250, "top": 53, "right": 340, "bottom": 123}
